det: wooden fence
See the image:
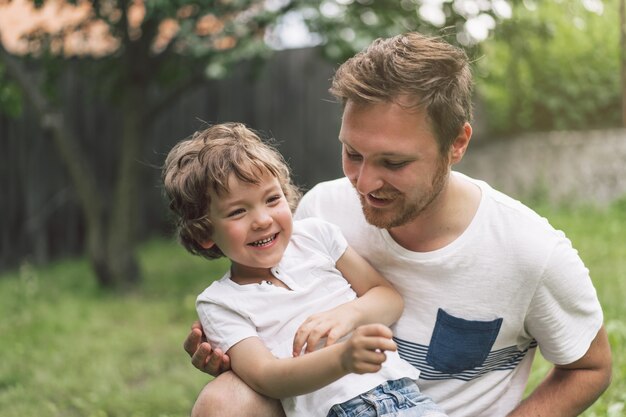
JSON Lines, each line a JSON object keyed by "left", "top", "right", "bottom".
{"left": 0, "top": 47, "right": 344, "bottom": 270}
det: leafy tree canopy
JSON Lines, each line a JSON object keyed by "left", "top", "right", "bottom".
{"left": 476, "top": 0, "right": 619, "bottom": 134}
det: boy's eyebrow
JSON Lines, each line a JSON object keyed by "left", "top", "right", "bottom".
{"left": 214, "top": 180, "right": 281, "bottom": 208}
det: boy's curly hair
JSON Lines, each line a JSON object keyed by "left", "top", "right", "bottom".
{"left": 162, "top": 123, "right": 301, "bottom": 260}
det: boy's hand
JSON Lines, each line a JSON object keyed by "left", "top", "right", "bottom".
{"left": 184, "top": 320, "right": 231, "bottom": 376}
{"left": 292, "top": 309, "right": 356, "bottom": 356}
{"left": 340, "top": 324, "right": 396, "bottom": 374}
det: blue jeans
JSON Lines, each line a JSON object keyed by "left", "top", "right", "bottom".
{"left": 326, "top": 378, "right": 447, "bottom": 417}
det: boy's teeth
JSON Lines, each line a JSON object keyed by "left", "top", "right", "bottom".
{"left": 251, "top": 235, "right": 274, "bottom": 246}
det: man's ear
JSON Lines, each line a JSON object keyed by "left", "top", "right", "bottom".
{"left": 449, "top": 122, "right": 472, "bottom": 165}
{"left": 199, "top": 239, "right": 215, "bottom": 249}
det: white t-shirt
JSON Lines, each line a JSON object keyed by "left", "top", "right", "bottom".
{"left": 294, "top": 173, "right": 603, "bottom": 417}
{"left": 196, "top": 217, "right": 420, "bottom": 417}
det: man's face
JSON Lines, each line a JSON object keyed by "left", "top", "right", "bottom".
{"left": 339, "top": 99, "right": 450, "bottom": 229}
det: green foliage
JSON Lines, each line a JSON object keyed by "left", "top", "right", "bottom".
{"left": 0, "top": 64, "right": 22, "bottom": 117}
{"left": 9, "top": 0, "right": 291, "bottom": 103}
{"left": 1, "top": 201, "right": 625, "bottom": 416}
{"left": 298, "top": 0, "right": 503, "bottom": 62}
{"left": 476, "top": 0, "right": 621, "bottom": 135}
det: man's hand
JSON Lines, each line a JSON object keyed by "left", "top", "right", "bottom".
{"left": 339, "top": 324, "right": 397, "bottom": 374}
{"left": 184, "top": 320, "right": 231, "bottom": 376}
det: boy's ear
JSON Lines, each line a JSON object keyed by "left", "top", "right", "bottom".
{"left": 198, "top": 239, "right": 215, "bottom": 249}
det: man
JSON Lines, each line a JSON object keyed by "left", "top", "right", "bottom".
{"left": 184, "top": 33, "right": 611, "bottom": 417}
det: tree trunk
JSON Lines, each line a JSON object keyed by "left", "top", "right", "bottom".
{"left": 0, "top": 45, "right": 141, "bottom": 290}
{"left": 104, "top": 83, "right": 144, "bottom": 288}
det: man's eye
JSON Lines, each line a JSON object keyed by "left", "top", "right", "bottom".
{"left": 384, "top": 160, "right": 409, "bottom": 169}
{"left": 345, "top": 151, "right": 362, "bottom": 161}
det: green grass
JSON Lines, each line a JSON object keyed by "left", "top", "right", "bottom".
{"left": 0, "top": 201, "right": 624, "bottom": 417}
{"left": 0, "top": 240, "right": 230, "bottom": 417}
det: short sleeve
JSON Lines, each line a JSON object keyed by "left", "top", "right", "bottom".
{"left": 196, "top": 297, "right": 258, "bottom": 354}
{"left": 297, "top": 218, "right": 348, "bottom": 263}
{"left": 524, "top": 236, "right": 603, "bottom": 365}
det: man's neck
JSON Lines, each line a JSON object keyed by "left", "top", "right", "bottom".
{"left": 387, "top": 173, "right": 481, "bottom": 252}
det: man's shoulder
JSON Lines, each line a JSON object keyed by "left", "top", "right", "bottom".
{"left": 455, "top": 172, "right": 563, "bottom": 242}
{"left": 305, "top": 177, "right": 353, "bottom": 198}
{"left": 296, "top": 177, "right": 359, "bottom": 219}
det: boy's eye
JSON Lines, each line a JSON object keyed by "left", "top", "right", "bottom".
{"left": 227, "top": 208, "right": 245, "bottom": 217}
{"left": 267, "top": 195, "right": 282, "bottom": 204}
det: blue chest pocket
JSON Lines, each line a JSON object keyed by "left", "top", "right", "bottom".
{"left": 426, "top": 308, "right": 503, "bottom": 374}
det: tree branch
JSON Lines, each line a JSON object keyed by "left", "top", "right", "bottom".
{"left": 143, "top": 69, "right": 206, "bottom": 125}
{"left": 0, "top": 43, "right": 104, "bottom": 234}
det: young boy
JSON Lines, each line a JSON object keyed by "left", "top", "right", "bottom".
{"left": 163, "top": 122, "right": 446, "bottom": 417}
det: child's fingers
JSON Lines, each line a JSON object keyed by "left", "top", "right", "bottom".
{"left": 293, "top": 321, "right": 329, "bottom": 356}
{"left": 354, "top": 323, "right": 394, "bottom": 340}
{"left": 292, "top": 328, "right": 308, "bottom": 356}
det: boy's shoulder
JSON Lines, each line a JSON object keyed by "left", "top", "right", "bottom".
{"left": 290, "top": 217, "right": 348, "bottom": 261}
{"left": 196, "top": 273, "right": 233, "bottom": 302}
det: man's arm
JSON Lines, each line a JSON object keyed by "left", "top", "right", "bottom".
{"left": 230, "top": 323, "right": 396, "bottom": 399}
{"left": 507, "top": 325, "right": 612, "bottom": 417}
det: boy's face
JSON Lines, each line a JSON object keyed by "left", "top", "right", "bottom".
{"left": 203, "top": 172, "right": 293, "bottom": 280}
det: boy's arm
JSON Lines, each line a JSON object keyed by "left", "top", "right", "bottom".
{"left": 293, "top": 246, "right": 404, "bottom": 356}
{"left": 230, "top": 323, "right": 397, "bottom": 399}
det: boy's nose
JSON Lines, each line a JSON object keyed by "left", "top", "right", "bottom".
{"left": 252, "top": 211, "right": 273, "bottom": 230}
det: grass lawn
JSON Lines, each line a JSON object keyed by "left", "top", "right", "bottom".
{"left": 0, "top": 201, "right": 624, "bottom": 416}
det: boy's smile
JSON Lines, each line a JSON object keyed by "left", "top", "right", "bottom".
{"left": 202, "top": 172, "right": 293, "bottom": 283}
{"left": 248, "top": 233, "right": 279, "bottom": 247}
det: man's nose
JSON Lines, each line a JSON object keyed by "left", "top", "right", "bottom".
{"left": 354, "top": 163, "right": 384, "bottom": 195}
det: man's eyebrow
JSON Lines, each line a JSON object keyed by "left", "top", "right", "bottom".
{"left": 341, "top": 142, "right": 411, "bottom": 158}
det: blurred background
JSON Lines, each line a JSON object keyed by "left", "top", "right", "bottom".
{"left": 1, "top": 1, "right": 625, "bottom": 416}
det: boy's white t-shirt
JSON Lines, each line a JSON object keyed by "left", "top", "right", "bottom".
{"left": 196, "top": 217, "right": 420, "bottom": 417}
{"left": 294, "top": 173, "right": 603, "bottom": 417}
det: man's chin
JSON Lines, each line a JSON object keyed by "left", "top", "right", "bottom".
{"left": 361, "top": 199, "right": 423, "bottom": 229}
{"left": 362, "top": 206, "right": 396, "bottom": 229}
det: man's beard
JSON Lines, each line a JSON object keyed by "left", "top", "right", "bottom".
{"left": 358, "top": 159, "right": 449, "bottom": 229}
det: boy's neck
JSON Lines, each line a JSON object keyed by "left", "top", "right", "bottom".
{"left": 229, "top": 264, "right": 291, "bottom": 289}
